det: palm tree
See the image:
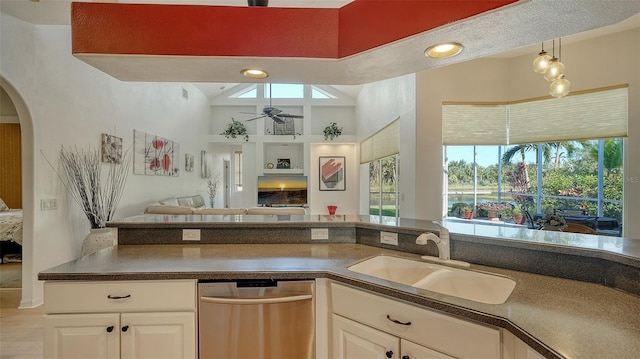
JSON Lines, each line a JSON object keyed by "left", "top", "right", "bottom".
{"left": 582, "top": 139, "right": 623, "bottom": 175}
{"left": 502, "top": 144, "right": 554, "bottom": 190}
{"left": 549, "top": 142, "right": 579, "bottom": 169}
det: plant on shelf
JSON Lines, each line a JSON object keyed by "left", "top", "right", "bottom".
{"left": 535, "top": 213, "right": 568, "bottom": 231}
{"left": 323, "top": 122, "right": 343, "bottom": 140}
{"left": 45, "top": 145, "right": 131, "bottom": 229}
{"left": 450, "top": 202, "right": 472, "bottom": 219}
{"left": 221, "top": 118, "right": 249, "bottom": 142}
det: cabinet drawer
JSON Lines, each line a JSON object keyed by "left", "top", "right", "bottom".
{"left": 330, "top": 282, "right": 500, "bottom": 359}
{"left": 45, "top": 280, "right": 196, "bottom": 313}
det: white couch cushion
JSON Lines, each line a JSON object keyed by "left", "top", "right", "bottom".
{"left": 177, "top": 196, "right": 195, "bottom": 207}
{"left": 159, "top": 197, "right": 179, "bottom": 206}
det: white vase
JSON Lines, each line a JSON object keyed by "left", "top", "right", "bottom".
{"left": 81, "top": 228, "right": 115, "bottom": 256}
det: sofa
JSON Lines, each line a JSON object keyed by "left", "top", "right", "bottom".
{"left": 143, "top": 195, "right": 306, "bottom": 215}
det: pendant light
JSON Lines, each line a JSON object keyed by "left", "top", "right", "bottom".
{"left": 549, "top": 76, "right": 571, "bottom": 98}
{"left": 532, "top": 43, "right": 551, "bottom": 74}
{"left": 543, "top": 39, "right": 565, "bottom": 82}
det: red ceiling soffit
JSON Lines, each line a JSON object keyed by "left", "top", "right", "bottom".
{"left": 71, "top": 0, "right": 516, "bottom": 59}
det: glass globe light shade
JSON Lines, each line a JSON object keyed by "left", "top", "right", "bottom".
{"left": 550, "top": 76, "right": 571, "bottom": 98}
{"left": 543, "top": 59, "right": 565, "bottom": 82}
{"left": 532, "top": 51, "right": 552, "bottom": 74}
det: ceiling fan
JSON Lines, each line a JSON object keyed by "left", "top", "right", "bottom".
{"left": 244, "top": 84, "right": 304, "bottom": 124}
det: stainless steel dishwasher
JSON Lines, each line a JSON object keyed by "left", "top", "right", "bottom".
{"left": 198, "top": 279, "right": 315, "bottom": 359}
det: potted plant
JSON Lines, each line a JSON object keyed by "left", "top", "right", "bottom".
{"left": 204, "top": 172, "right": 222, "bottom": 208}
{"left": 47, "top": 145, "right": 130, "bottom": 255}
{"left": 323, "top": 122, "right": 343, "bottom": 140}
{"left": 535, "top": 213, "right": 568, "bottom": 231}
{"left": 221, "top": 118, "right": 249, "bottom": 141}
{"left": 513, "top": 206, "right": 525, "bottom": 225}
{"left": 450, "top": 202, "right": 473, "bottom": 219}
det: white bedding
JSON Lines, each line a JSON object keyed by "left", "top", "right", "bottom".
{"left": 0, "top": 209, "right": 23, "bottom": 245}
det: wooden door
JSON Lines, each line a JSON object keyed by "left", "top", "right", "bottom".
{"left": 0, "top": 123, "right": 21, "bottom": 208}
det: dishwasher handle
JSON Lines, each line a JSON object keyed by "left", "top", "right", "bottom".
{"left": 200, "top": 294, "right": 312, "bottom": 305}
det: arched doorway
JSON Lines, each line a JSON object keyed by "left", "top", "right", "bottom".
{"left": 1, "top": 76, "right": 37, "bottom": 308}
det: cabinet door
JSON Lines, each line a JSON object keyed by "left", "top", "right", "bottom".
{"left": 44, "top": 313, "right": 120, "bottom": 359}
{"left": 333, "top": 314, "right": 400, "bottom": 359}
{"left": 120, "top": 312, "right": 196, "bottom": 359}
{"left": 401, "top": 339, "right": 456, "bottom": 359}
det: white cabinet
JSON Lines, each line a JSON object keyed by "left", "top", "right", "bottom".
{"left": 43, "top": 280, "right": 196, "bottom": 359}
{"left": 333, "top": 314, "right": 399, "bottom": 359}
{"left": 332, "top": 314, "right": 455, "bottom": 359}
{"left": 330, "top": 282, "right": 501, "bottom": 359}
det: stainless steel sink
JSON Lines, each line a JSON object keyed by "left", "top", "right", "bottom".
{"left": 347, "top": 255, "right": 515, "bottom": 304}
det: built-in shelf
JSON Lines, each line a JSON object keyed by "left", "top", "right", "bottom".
{"left": 263, "top": 168, "right": 304, "bottom": 175}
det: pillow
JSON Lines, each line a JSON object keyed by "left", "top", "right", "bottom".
{"left": 145, "top": 205, "right": 194, "bottom": 215}
{"left": 159, "top": 197, "right": 179, "bottom": 206}
{"left": 191, "top": 195, "right": 206, "bottom": 208}
{"left": 177, "top": 196, "right": 195, "bottom": 207}
{"left": 0, "top": 198, "right": 9, "bottom": 211}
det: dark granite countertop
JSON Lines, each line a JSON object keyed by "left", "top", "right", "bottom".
{"left": 39, "top": 243, "right": 640, "bottom": 359}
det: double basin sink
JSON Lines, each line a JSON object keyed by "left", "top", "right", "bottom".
{"left": 347, "top": 255, "right": 515, "bottom": 304}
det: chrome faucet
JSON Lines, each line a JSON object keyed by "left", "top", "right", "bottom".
{"left": 416, "top": 221, "right": 450, "bottom": 260}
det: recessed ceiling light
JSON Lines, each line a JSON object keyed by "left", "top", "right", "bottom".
{"left": 425, "top": 42, "right": 463, "bottom": 58}
{"left": 241, "top": 68, "right": 269, "bottom": 79}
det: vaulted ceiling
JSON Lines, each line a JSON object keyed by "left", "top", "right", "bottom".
{"left": 2, "top": 0, "right": 640, "bottom": 87}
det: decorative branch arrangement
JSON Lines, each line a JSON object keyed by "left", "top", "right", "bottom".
{"left": 204, "top": 172, "right": 222, "bottom": 207}
{"left": 45, "top": 146, "right": 130, "bottom": 229}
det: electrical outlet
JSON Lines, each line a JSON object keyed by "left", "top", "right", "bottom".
{"left": 380, "top": 231, "right": 398, "bottom": 246}
{"left": 311, "top": 228, "right": 329, "bottom": 240}
{"left": 182, "top": 229, "right": 201, "bottom": 241}
{"left": 40, "top": 199, "right": 57, "bottom": 211}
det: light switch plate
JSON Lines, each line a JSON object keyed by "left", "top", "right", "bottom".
{"left": 380, "top": 231, "right": 398, "bottom": 246}
{"left": 182, "top": 229, "right": 201, "bottom": 241}
{"left": 311, "top": 228, "right": 329, "bottom": 240}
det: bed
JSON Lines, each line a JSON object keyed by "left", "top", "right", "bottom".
{"left": 0, "top": 209, "right": 23, "bottom": 263}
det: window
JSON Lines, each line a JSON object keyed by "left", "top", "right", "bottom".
{"left": 234, "top": 151, "right": 243, "bottom": 191}
{"left": 443, "top": 86, "right": 627, "bottom": 236}
{"left": 264, "top": 84, "right": 304, "bottom": 98}
{"left": 230, "top": 85, "right": 257, "bottom": 98}
{"left": 369, "top": 155, "right": 399, "bottom": 217}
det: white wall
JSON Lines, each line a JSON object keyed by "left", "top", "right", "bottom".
{"left": 356, "top": 74, "right": 417, "bottom": 218}
{"left": 415, "top": 28, "right": 639, "bottom": 237}
{"left": 1, "top": 14, "right": 213, "bottom": 306}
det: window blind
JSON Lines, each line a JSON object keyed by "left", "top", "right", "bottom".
{"left": 442, "top": 103, "right": 508, "bottom": 145}
{"left": 442, "top": 85, "right": 628, "bottom": 145}
{"left": 360, "top": 118, "right": 399, "bottom": 163}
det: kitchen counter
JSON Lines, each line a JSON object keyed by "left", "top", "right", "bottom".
{"left": 39, "top": 243, "right": 640, "bottom": 359}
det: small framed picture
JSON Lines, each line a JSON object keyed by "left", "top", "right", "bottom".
{"left": 319, "top": 156, "right": 345, "bottom": 191}
{"left": 185, "top": 154, "right": 194, "bottom": 172}
{"left": 277, "top": 158, "right": 291, "bottom": 169}
{"left": 101, "top": 134, "right": 123, "bottom": 164}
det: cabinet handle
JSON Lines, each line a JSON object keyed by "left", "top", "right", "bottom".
{"left": 386, "top": 350, "right": 394, "bottom": 358}
{"left": 402, "top": 356, "right": 410, "bottom": 359}
{"left": 107, "top": 294, "right": 131, "bottom": 300}
{"left": 386, "top": 314, "right": 411, "bottom": 326}
{"left": 122, "top": 325, "right": 129, "bottom": 332}
{"left": 106, "top": 326, "right": 114, "bottom": 333}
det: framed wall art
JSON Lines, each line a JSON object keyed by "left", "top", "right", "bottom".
{"left": 101, "top": 134, "right": 123, "bottom": 164}
{"left": 319, "top": 156, "right": 345, "bottom": 191}
{"left": 185, "top": 154, "right": 194, "bottom": 172}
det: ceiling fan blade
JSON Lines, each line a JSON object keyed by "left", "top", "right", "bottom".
{"left": 240, "top": 111, "right": 260, "bottom": 115}
{"left": 270, "top": 115, "right": 285, "bottom": 124}
{"left": 245, "top": 114, "right": 267, "bottom": 121}
{"left": 269, "top": 108, "right": 282, "bottom": 116}
{"left": 279, "top": 114, "right": 304, "bottom": 119}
